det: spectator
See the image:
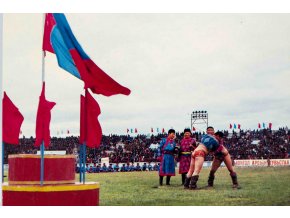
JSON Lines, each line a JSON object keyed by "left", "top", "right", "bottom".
{"left": 148, "top": 163, "right": 153, "bottom": 171}
{"left": 135, "top": 163, "right": 141, "bottom": 171}
{"left": 142, "top": 163, "right": 147, "bottom": 171}
{"left": 120, "top": 164, "right": 126, "bottom": 172}
{"left": 101, "top": 163, "right": 108, "bottom": 172}
{"left": 95, "top": 164, "right": 101, "bottom": 173}
{"left": 108, "top": 164, "right": 114, "bottom": 172}
{"left": 114, "top": 163, "right": 120, "bottom": 172}
{"left": 125, "top": 163, "right": 131, "bottom": 172}
{"left": 153, "top": 163, "right": 158, "bottom": 171}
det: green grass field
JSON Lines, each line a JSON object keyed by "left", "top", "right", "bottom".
{"left": 86, "top": 167, "right": 290, "bottom": 206}
{"left": 4, "top": 167, "right": 290, "bottom": 206}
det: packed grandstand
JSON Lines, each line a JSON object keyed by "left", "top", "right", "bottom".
{"left": 3, "top": 127, "right": 289, "bottom": 172}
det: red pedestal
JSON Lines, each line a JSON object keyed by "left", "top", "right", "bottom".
{"left": 4, "top": 154, "right": 100, "bottom": 206}
{"left": 8, "top": 154, "right": 75, "bottom": 185}
{"left": 3, "top": 182, "right": 100, "bottom": 206}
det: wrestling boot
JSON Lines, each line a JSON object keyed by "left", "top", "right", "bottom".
{"left": 230, "top": 172, "right": 239, "bottom": 189}
{"left": 183, "top": 176, "right": 191, "bottom": 189}
{"left": 159, "top": 176, "right": 164, "bottom": 186}
{"left": 181, "top": 174, "right": 186, "bottom": 185}
{"left": 166, "top": 176, "right": 171, "bottom": 185}
{"left": 189, "top": 175, "right": 199, "bottom": 190}
{"left": 207, "top": 171, "right": 215, "bottom": 188}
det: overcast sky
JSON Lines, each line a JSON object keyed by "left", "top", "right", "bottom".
{"left": 2, "top": 13, "right": 290, "bottom": 136}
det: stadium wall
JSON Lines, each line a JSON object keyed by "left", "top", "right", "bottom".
{"left": 5, "top": 159, "right": 290, "bottom": 172}
{"left": 83, "top": 159, "right": 290, "bottom": 168}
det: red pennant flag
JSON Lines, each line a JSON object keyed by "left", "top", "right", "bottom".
{"left": 35, "top": 83, "right": 56, "bottom": 147}
{"left": 238, "top": 124, "right": 241, "bottom": 129}
{"left": 80, "top": 90, "right": 102, "bottom": 148}
{"left": 151, "top": 127, "right": 153, "bottom": 133}
{"left": 135, "top": 128, "right": 138, "bottom": 133}
{"left": 162, "top": 128, "right": 165, "bottom": 133}
{"left": 229, "top": 124, "right": 232, "bottom": 129}
{"left": 67, "top": 130, "right": 70, "bottom": 134}
{"left": 258, "top": 123, "right": 261, "bottom": 129}
{"left": 192, "top": 126, "right": 196, "bottom": 131}
{"left": 2, "top": 92, "right": 24, "bottom": 145}
{"left": 269, "top": 123, "right": 272, "bottom": 129}
{"left": 43, "top": 13, "right": 131, "bottom": 97}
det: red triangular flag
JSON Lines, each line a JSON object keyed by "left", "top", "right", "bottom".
{"left": 229, "top": 124, "right": 232, "bottom": 129}
{"left": 80, "top": 90, "right": 102, "bottom": 148}
{"left": 2, "top": 92, "right": 24, "bottom": 145}
{"left": 258, "top": 123, "right": 261, "bottom": 129}
{"left": 269, "top": 123, "right": 272, "bottom": 129}
{"left": 238, "top": 124, "right": 241, "bottom": 129}
{"left": 135, "top": 128, "right": 138, "bottom": 133}
{"left": 34, "top": 82, "right": 56, "bottom": 147}
{"left": 162, "top": 128, "right": 165, "bottom": 133}
{"left": 192, "top": 126, "right": 196, "bottom": 131}
{"left": 151, "top": 128, "right": 153, "bottom": 133}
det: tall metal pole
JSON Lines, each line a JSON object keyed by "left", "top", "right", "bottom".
{"left": 40, "top": 142, "right": 44, "bottom": 185}
{"left": 0, "top": 13, "right": 4, "bottom": 206}
{"left": 79, "top": 145, "right": 83, "bottom": 183}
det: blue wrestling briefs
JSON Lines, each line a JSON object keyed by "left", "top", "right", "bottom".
{"left": 201, "top": 134, "right": 220, "bottom": 152}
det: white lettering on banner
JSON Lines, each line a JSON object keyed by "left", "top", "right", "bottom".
{"left": 234, "top": 160, "right": 252, "bottom": 166}
{"left": 75, "top": 159, "right": 290, "bottom": 168}
{"left": 234, "top": 159, "right": 290, "bottom": 167}
{"left": 251, "top": 160, "right": 267, "bottom": 166}
{"left": 270, "top": 159, "right": 290, "bottom": 166}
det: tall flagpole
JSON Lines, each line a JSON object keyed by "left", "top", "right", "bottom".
{"left": 40, "top": 14, "right": 46, "bottom": 186}
{"left": 83, "top": 88, "right": 89, "bottom": 184}
{"left": 0, "top": 13, "right": 4, "bottom": 206}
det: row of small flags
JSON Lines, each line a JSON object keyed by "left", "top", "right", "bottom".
{"left": 258, "top": 122, "right": 272, "bottom": 129}
{"left": 127, "top": 127, "right": 198, "bottom": 134}
{"left": 19, "top": 130, "right": 72, "bottom": 135}
{"left": 57, "top": 130, "right": 71, "bottom": 135}
{"left": 229, "top": 123, "right": 272, "bottom": 129}
{"left": 127, "top": 128, "right": 166, "bottom": 134}
{"left": 229, "top": 124, "right": 241, "bottom": 129}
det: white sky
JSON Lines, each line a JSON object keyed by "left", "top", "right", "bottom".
{"left": 0, "top": 0, "right": 289, "bottom": 216}
{"left": 1, "top": 3, "right": 290, "bottom": 137}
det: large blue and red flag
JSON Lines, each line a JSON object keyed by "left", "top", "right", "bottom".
{"left": 42, "top": 13, "right": 131, "bottom": 97}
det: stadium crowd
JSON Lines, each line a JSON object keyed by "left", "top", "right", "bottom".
{"left": 3, "top": 128, "right": 290, "bottom": 171}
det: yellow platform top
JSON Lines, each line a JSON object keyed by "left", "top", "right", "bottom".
{"left": 2, "top": 182, "right": 100, "bottom": 192}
